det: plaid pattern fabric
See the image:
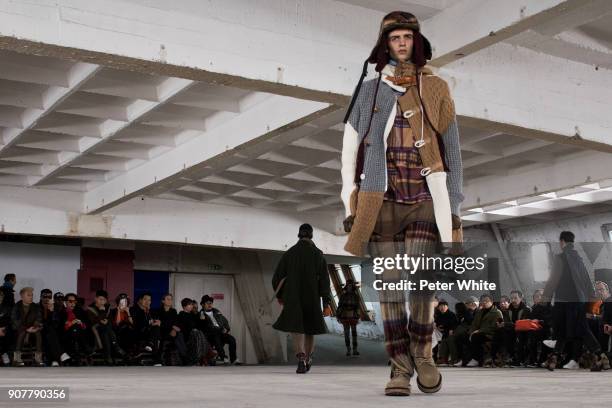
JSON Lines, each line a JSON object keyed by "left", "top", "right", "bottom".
{"left": 373, "top": 215, "right": 438, "bottom": 375}
{"left": 384, "top": 102, "right": 432, "bottom": 204}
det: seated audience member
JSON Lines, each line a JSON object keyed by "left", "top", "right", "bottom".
{"left": 39, "top": 289, "right": 65, "bottom": 366}
{"left": 465, "top": 294, "right": 503, "bottom": 367}
{"left": 0, "top": 290, "right": 12, "bottom": 365}
{"left": 110, "top": 293, "right": 137, "bottom": 354}
{"left": 508, "top": 290, "right": 531, "bottom": 365}
{"left": 200, "top": 295, "right": 238, "bottom": 365}
{"left": 157, "top": 293, "right": 186, "bottom": 365}
{"left": 0, "top": 274, "right": 16, "bottom": 309}
{"left": 176, "top": 298, "right": 212, "bottom": 365}
{"left": 434, "top": 300, "right": 458, "bottom": 365}
{"left": 451, "top": 297, "right": 478, "bottom": 366}
{"left": 527, "top": 289, "right": 553, "bottom": 366}
{"left": 130, "top": 292, "right": 162, "bottom": 365}
{"left": 595, "top": 281, "right": 611, "bottom": 353}
{"left": 87, "top": 290, "right": 124, "bottom": 365}
{"left": 60, "top": 293, "right": 92, "bottom": 365}
{"left": 11, "top": 287, "right": 43, "bottom": 366}
{"left": 490, "top": 295, "right": 513, "bottom": 366}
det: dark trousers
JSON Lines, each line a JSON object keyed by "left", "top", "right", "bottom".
{"left": 527, "top": 327, "right": 551, "bottom": 364}
{"left": 115, "top": 325, "right": 138, "bottom": 353}
{"left": 42, "top": 327, "right": 63, "bottom": 362}
{"left": 553, "top": 302, "right": 601, "bottom": 359}
{"left": 16, "top": 330, "right": 42, "bottom": 352}
{"left": 92, "top": 324, "right": 118, "bottom": 360}
{"left": 139, "top": 326, "right": 162, "bottom": 362}
{"left": 208, "top": 330, "right": 236, "bottom": 362}
{"left": 63, "top": 327, "right": 92, "bottom": 359}
{"left": 469, "top": 332, "right": 491, "bottom": 363}
{"left": 342, "top": 323, "right": 358, "bottom": 350}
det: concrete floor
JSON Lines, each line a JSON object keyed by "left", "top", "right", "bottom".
{"left": 0, "top": 365, "right": 610, "bottom": 408}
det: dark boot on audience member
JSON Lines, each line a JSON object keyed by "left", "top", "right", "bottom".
{"left": 34, "top": 352, "right": 44, "bottom": 367}
{"left": 545, "top": 353, "right": 557, "bottom": 371}
{"left": 12, "top": 351, "right": 24, "bottom": 367}
{"left": 295, "top": 353, "right": 307, "bottom": 374}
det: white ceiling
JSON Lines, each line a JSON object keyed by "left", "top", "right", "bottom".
{"left": 1, "top": 0, "right": 612, "bottom": 228}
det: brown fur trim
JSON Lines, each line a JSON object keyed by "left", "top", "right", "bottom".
{"left": 345, "top": 191, "right": 385, "bottom": 256}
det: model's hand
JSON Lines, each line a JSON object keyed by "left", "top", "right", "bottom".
{"left": 343, "top": 215, "right": 355, "bottom": 233}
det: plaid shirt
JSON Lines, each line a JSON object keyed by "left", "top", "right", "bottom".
{"left": 384, "top": 102, "right": 432, "bottom": 204}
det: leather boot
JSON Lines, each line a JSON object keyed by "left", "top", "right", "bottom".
{"left": 545, "top": 353, "right": 558, "bottom": 371}
{"left": 385, "top": 364, "right": 411, "bottom": 396}
{"left": 413, "top": 356, "right": 442, "bottom": 393}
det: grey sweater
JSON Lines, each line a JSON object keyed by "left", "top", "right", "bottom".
{"left": 346, "top": 75, "right": 464, "bottom": 215}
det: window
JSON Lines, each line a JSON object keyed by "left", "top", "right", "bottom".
{"left": 532, "top": 243, "right": 551, "bottom": 282}
{"left": 602, "top": 223, "right": 612, "bottom": 242}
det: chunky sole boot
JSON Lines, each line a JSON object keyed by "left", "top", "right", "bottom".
{"left": 414, "top": 357, "right": 442, "bottom": 394}
{"left": 385, "top": 366, "right": 411, "bottom": 396}
{"left": 296, "top": 353, "right": 307, "bottom": 374}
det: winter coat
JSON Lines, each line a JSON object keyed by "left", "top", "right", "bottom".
{"left": 543, "top": 243, "right": 595, "bottom": 303}
{"left": 272, "top": 239, "right": 332, "bottom": 335}
{"left": 11, "top": 301, "right": 42, "bottom": 331}
{"left": 0, "top": 283, "right": 15, "bottom": 309}
{"left": 470, "top": 306, "right": 503, "bottom": 338}
{"left": 508, "top": 302, "right": 531, "bottom": 323}
{"left": 199, "top": 308, "right": 230, "bottom": 335}
{"left": 336, "top": 291, "right": 361, "bottom": 323}
{"left": 341, "top": 63, "right": 463, "bottom": 255}
{"left": 434, "top": 309, "right": 458, "bottom": 336}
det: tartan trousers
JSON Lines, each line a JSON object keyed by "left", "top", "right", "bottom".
{"left": 370, "top": 200, "right": 438, "bottom": 377}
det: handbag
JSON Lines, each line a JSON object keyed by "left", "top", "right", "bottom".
{"left": 515, "top": 319, "right": 542, "bottom": 332}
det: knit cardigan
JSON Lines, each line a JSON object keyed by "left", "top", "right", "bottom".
{"left": 341, "top": 64, "right": 464, "bottom": 256}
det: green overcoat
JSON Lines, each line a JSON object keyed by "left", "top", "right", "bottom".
{"left": 272, "top": 239, "right": 332, "bottom": 335}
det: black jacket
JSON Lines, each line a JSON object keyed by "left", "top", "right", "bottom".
{"left": 157, "top": 307, "right": 178, "bottom": 337}
{"left": 130, "top": 305, "right": 156, "bottom": 334}
{"left": 11, "top": 301, "right": 42, "bottom": 331}
{"left": 602, "top": 296, "right": 612, "bottom": 326}
{"left": 86, "top": 303, "right": 112, "bottom": 327}
{"left": 508, "top": 302, "right": 531, "bottom": 323}
{"left": 176, "top": 311, "right": 198, "bottom": 334}
{"left": 435, "top": 310, "right": 458, "bottom": 336}
{"left": 530, "top": 303, "right": 552, "bottom": 326}
{"left": 199, "top": 308, "right": 230, "bottom": 334}
{"left": 0, "top": 284, "right": 15, "bottom": 309}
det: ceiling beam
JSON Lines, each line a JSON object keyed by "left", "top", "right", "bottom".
{"left": 83, "top": 96, "right": 331, "bottom": 214}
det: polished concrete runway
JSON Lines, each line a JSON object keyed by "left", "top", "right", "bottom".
{"left": 0, "top": 364, "right": 610, "bottom": 408}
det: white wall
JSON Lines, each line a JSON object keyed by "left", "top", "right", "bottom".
{"left": 0, "top": 242, "right": 80, "bottom": 300}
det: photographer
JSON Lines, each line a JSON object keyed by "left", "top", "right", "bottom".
{"left": 11, "top": 287, "right": 44, "bottom": 366}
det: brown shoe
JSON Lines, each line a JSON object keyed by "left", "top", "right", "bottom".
{"left": 385, "top": 365, "right": 411, "bottom": 396}
{"left": 601, "top": 354, "right": 611, "bottom": 371}
{"left": 414, "top": 357, "right": 442, "bottom": 393}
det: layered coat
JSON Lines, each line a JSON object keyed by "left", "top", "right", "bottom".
{"left": 272, "top": 239, "right": 332, "bottom": 335}
{"left": 341, "top": 63, "right": 464, "bottom": 256}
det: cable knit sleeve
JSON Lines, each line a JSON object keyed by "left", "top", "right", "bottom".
{"left": 442, "top": 119, "right": 464, "bottom": 216}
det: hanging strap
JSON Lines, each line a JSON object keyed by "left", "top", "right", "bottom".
{"left": 343, "top": 59, "right": 370, "bottom": 124}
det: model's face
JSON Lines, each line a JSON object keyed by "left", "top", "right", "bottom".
{"left": 510, "top": 293, "right": 522, "bottom": 306}
{"left": 595, "top": 283, "right": 610, "bottom": 300}
{"left": 387, "top": 29, "right": 414, "bottom": 62}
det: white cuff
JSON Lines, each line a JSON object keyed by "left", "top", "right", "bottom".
{"left": 341, "top": 123, "right": 359, "bottom": 217}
